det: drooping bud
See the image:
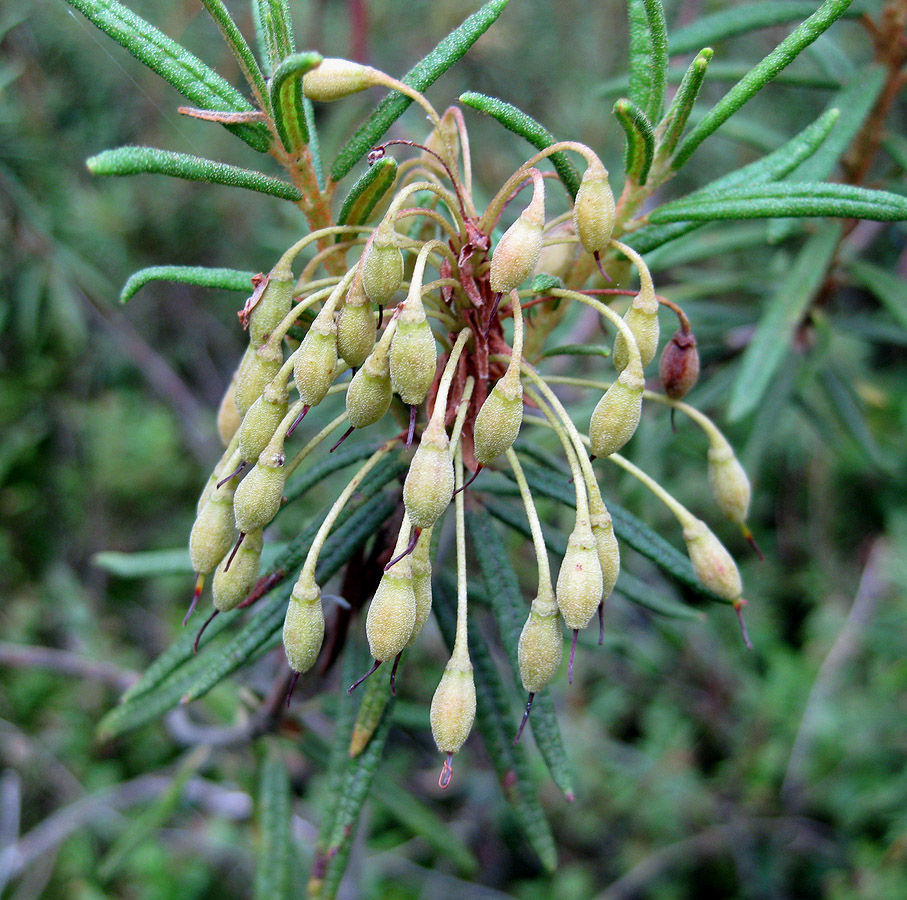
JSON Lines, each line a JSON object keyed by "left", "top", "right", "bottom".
{"left": 588, "top": 364, "right": 645, "bottom": 458}
{"left": 238, "top": 375, "right": 290, "bottom": 464}
{"left": 216, "top": 370, "right": 241, "bottom": 447}
{"left": 212, "top": 527, "right": 263, "bottom": 612}
{"left": 589, "top": 495, "right": 620, "bottom": 599}
{"left": 234, "top": 341, "right": 284, "bottom": 420}
{"left": 365, "top": 557, "right": 417, "bottom": 662}
{"left": 407, "top": 527, "right": 433, "bottom": 646}
{"left": 430, "top": 662, "right": 476, "bottom": 755}
{"left": 189, "top": 477, "right": 238, "bottom": 576}
{"left": 249, "top": 274, "right": 293, "bottom": 349}
{"left": 361, "top": 223, "right": 403, "bottom": 307}
{"left": 389, "top": 243, "right": 439, "bottom": 406}
{"left": 572, "top": 157, "right": 615, "bottom": 255}
{"left": 303, "top": 58, "right": 373, "bottom": 102}
{"left": 473, "top": 370, "right": 523, "bottom": 466}
{"left": 555, "top": 518, "right": 604, "bottom": 630}
{"left": 403, "top": 428, "right": 454, "bottom": 530}
{"left": 490, "top": 169, "right": 545, "bottom": 294}
{"left": 518, "top": 587, "right": 563, "bottom": 693}
{"left": 282, "top": 573, "right": 325, "bottom": 675}
{"left": 682, "top": 517, "right": 743, "bottom": 603}
{"left": 659, "top": 328, "right": 699, "bottom": 399}
{"left": 294, "top": 325, "right": 337, "bottom": 410}
{"left": 707, "top": 436, "right": 752, "bottom": 529}
{"left": 612, "top": 241, "right": 659, "bottom": 372}
{"left": 336, "top": 276, "right": 377, "bottom": 368}
{"left": 233, "top": 435, "right": 287, "bottom": 535}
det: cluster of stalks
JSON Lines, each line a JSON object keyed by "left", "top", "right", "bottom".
{"left": 185, "top": 59, "right": 757, "bottom": 786}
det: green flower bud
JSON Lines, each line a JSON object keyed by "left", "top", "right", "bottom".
{"left": 366, "top": 558, "right": 417, "bottom": 662}
{"left": 303, "top": 58, "right": 373, "bottom": 102}
{"left": 336, "top": 287, "right": 377, "bottom": 369}
{"left": 212, "top": 527, "right": 263, "bottom": 612}
{"left": 293, "top": 328, "right": 337, "bottom": 409}
{"left": 490, "top": 175, "right": 545, "bottom": 294}
{"left": 389, "top": 318, "right": 437, "bottom": 405}
{"left": 282, "top": 574, "right": 325, "bottom": 674}
{"left": 235, "top": 341, "right": 283, "bottom": 420}
{"left": 403, "top": 428, "right": 454, "bottom": 530}
{"left": 589, "top": 366, "right": 645, "bottom": 458}
{"left": 612, "top": 242, "right": 659, "bottom": 371}
{"left": 682, "top": 518, "right": 743, "bottom": 603}
{"left": 238, "top": 377, "right": 289, "bottom": 464}
{"left": 407, "top": 527, "right": 433, "bottom": 646}
{"left": 189, "top": 479, "right": 238, "bottom": 575}
{"left": 249, "top": 275, "right": 293, "bottom": 349}
{"left": 216, "top": 371, "right": 241, "bottom": 447}
{"left": 233, "top": 439, "right": 287, "bottom": 534}
{"left": 590, "top": 502, "right": 620, "bottom": 599}
{"left": 361, "top": 224, "right": 403, "bottom": 307}
{"left": 707, "top": 438, "right": 751, "bottom": 528}
{"left": 518, "top": 589, "right": 563, "bottom": 693}
{"left": 430, "top": 663, "right": 476, "bottom": 755}
{"left": 555, "top": 519, "right": 604, "bottom": 631}
{"left": 346, "top": 362, "right": 392, "bottom": 429}
{"left": 573, "top": 159, "right": 615, "bottom": 254}
{"left": 473, "top": 368, "right": 523, "bottom": 466}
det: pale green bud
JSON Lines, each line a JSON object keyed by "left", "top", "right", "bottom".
{"left": 235, "top": 341, "right": 283, "bottom": 420}
{"left": 490, "top": 182, "right": 545, "bottom": 294}
{"left": 590, "top": 504, "right": 620, "bottom": 599}
{"left": 708, "top": 438, "right": 751, "bottom": 528}
{"left": 336, "top": 299, "right": 376, "bottom": 369}
{"left": 189, "top": 480, "right": 237, "bottom": 575}
{"left": 473, "top": 369, "right": 523, "bottom": 466}
{"left": 216, "top": 371, "right": 241, "bottom": 447}
{"left": 303, "top": 58, "right": 372, "bottom": 102}
{"left": 212, "top": 527, "right": 263, "bottom": 612}
{"left": 249, "top": 275, "right": 293, "bottom": 349}
{"left": 555, "top": 519, "right": 604, "bottom": 630}
{"left": 403, "top": 431, "right": 454, "bottom": 530}
{"left": 573, "top": 160, "right": 615, "bottom": 254}
{"left": 283, "top": 575, "right": 325, "bottom": 674}
{"left": 682, "top": 518, "right": 743, "bottom": 603}
{"left": 518, "top": 590, "right": 563, "bottom": 693}
{"left": 293, "top": 328, "right": 337, "bottom": 409}
{"left": 361, "top": 225, "right": 403, "bottom": 307}
{"left": 238, "top": 380, "right": 289, "bottom": 464}
{"left": 430, "top": 664, "right": 476, "bottom": 754}
{"left": 233, "top": 440, "right": 286, "bottom": 534}
{"left": 366, "top": 558, "right": 417, "bottom": 662}
{"left": 588, "top": 366, "right": 645, "bottom": 458}
{"left": 407, "top": 527, "right": 433, "bottom": 646}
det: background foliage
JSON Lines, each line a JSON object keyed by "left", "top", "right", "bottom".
{"left": 1, "top": 1, "right": 906, "bottom": 898}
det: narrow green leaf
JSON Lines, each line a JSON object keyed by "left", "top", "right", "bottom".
{"left": 540, "top": 343, "right": 612, "bottom": 360}
{"left": 672, "top": 0, "right": 854, "bottom": 170}
{"left": 318, "top": 698, "right": 396, "bottom": 900}
{"left": 728, "top": 221, "right": 841, "bottom": 421}
{"left": 269, "top": 52, "right": 322, "bottom": 152}
{"left": 818, "top": 364, "right": 887, "bottom": 468}
{"left": 336, "top": 157, "right": 399, "bottom": 234}
{"left": 348, "top": 665, "right": 390, "bottom": 757}
{"left": 627, "top": 0, "right": 669, "bottom": 123}
{"left": 255, "top": 743, "right": 293, "bottom": 900}
{"left": 254, "top": 0, "right": 295, "bottom": 73}
{"left": 434, "top": 578, "right": 558, "bottom": 872}
{"left": 467, "top": 507, "right": 575, "bottom": 800}
{"left": 65, "top": 0, "right": 270, "bottom": 151}
{"left": 303, "top": 97, "right": 325, "bottom": 190}
{"left": 669, "top": 2, "right": 853, "bottom": 55}
{"left": 614, "top": 99, "right": 655, "bottom": 185}
{"left": 627, "top": 107, "right": 840, "bottom": 253}
{"left": 882, "top": 133, "right": 907, "bottom": 171}
{"left": 120, "top": 265, "right": 255, "bottom": 303}
{"left": 848, "top": 259, "right": 907, "bottom": 332}
{"left": 615, "top": 571, "right": 705, "bottom": 621}
{"left": 655, "top": 49, "right": 713, "bottom": 159}
{"left": 87, "top": 147, "right": 302, "bottom": 200}
{"left": 648, "top": 182, "right": 907, "bottom": 224}
{"left": 459, "top": 92, "right": 581, "bottom": 197}
{"left": 199, "top": 0, "right": 269, "bottom": 104}
{"left": 330, "top": 0, "right": 510, "bottom": 182}
{"left": 117, "top": 608, "right": 235, "bottom": 705}
{"left": 93, "top": 548, "right": 197, "bottom": 577}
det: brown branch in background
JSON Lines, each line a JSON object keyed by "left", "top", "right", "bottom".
{"left": 0, "top": 642, "right": 138, "bottom": 692}
{"left": 349, "top": 0, "right": 369, "bottom": 63}
{"left": 844, "top": 0, "right": 907, "bottom": 185}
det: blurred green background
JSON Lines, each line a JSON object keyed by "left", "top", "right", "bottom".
{"left": 1, "top": 1, "right": 906, "bottom": 898}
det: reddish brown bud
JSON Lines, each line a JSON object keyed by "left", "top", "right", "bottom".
{"left": 659, "top": 328, "right": 699, "bottom": 399}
